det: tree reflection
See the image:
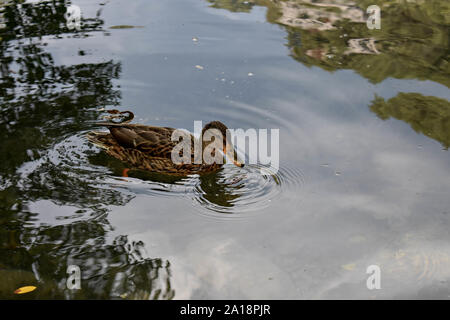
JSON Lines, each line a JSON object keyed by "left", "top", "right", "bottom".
{"left": 207, "top": 0, "right": 450, "bottom": 151}
{"left": 0, "top": 0, "right": 174, "bottom": 299}
{"left": 370, "top": 93, "right": 450, "bottom": 149}
{"left": 207, "top": 0, "right": 449, "bottom": 87}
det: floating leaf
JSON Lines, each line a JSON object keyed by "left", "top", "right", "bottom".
{"left": 14, "top": 286, "right": 37, "bottom": 294}
{"left": 341, "top": 263, "right": 356, "bottom": 271}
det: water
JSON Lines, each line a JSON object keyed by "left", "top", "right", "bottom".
{"left": 0, "top": 0, "right": 449, "bottom": 299}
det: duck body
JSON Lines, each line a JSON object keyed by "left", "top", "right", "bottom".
{"left": 87, "top": 118, "right": 228, "bottom": 176}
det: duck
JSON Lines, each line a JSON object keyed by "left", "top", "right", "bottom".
{"left": 87, "top": 110, "right": 244, "bottom": 176}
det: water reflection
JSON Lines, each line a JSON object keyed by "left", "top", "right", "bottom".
{"left": 0, "top": 225, "right": 174, "bottom": 299}
{"left": 193, "top": 165, "right": 284, "bottom": 215}
{"left": 208, "top": 0, "right": 449, "bottom": 87}
{"left": 370, "top": 93, "right": 450, "bottom": 150}
{"left": 0, "top": 0, "right": 173, "bottom": 299}
{"left": 1, "top": 0, "right": 449, "bottom": 300}
{"left": 89, "top": 155, "right": 286, "bottom": 216}
{"left": 207, "top": 0, "right": 450, "bottom": 150}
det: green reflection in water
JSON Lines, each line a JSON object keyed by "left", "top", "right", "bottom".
{"left": 207, "top": 0, "right": 450, "bottom": 148}
{"left": 1, "top": 0, "right": 448, "bottom": 299}
{"left": 208, "top": 0, "right": 449, "bottom": 87}
{"left": 0, "top": 0, "right": 174, "bottom": 299}
{"left": 370, "top": 93, "right": 450, "bottom": 149}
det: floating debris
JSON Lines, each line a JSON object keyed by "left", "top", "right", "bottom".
{"left": 109, "top": 25, "right": 144, "bottom": 29}
{"left": 341, "top": 263, "right": 356, "bottom": 271}
{"left": 248, "top": 72, "right": 254, "bottom": 76}
{"left": 195, "top": 65, "right": 204, "bottom": 70}
{"left": 192, "top": 37, "right": 198, "bottom": 42}
{"left": 14, "top": 286, "right": 37, "bottom": 294}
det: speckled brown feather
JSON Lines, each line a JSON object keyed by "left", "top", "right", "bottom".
{"left": 87, "top": 124, "right": 222, "bottom": 176}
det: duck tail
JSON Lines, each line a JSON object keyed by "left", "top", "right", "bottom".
{"left": 90, "top": 121, "right": 126, "bottom": 127}
{"left": 86, "top": 131, "right": 113, "bottom": 150}
{"left": 90, "top": 110, "right": 135, "bottom": 127}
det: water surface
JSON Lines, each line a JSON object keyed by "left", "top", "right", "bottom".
{"left": 0, "top": 0, "right": 449, "bottom": 299}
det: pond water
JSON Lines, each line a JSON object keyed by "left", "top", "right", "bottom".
{"left": 0, "top": 0, "right": 449, "bottom": 299}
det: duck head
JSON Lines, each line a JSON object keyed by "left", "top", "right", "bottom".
{"left": 201, "top": 121, "right": 244, "bottom": 168}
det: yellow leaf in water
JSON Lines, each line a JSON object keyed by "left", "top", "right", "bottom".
{"left": 14, "top": 286, "right": 37, "bottom": 294}
{"left": 341, "top": 263, "right": 356, "bottom": 271}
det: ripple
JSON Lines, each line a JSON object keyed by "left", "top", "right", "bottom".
{"left": 105, "top": 162, "right": 305, "bottom": 218}
{"left": 41, "top": 132, "right": 305, "bottom": 218}
{"left": 189, "top": 163, "right": 305, "bottom": 218}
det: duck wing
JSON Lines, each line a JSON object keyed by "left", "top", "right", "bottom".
{"left": 108, "top": 124, "right": 194, "bottom": 159}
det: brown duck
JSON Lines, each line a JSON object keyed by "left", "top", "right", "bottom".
{"left": 87, "top": 110, "right": 244, "bottom": 176}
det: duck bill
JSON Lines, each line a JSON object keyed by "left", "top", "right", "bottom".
{"left": 224, "top": 145, "right": 245, "bottom": 168}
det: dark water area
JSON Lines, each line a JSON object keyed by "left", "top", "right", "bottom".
{"left": 0, "top": 0, "right": 449, "bottom": 299}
